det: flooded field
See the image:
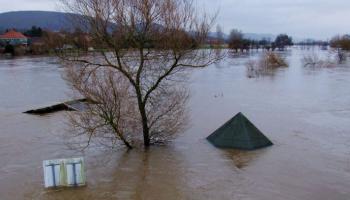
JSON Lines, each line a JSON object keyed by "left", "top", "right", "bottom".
{"left": 1, "top": 48, "right": 350, "bottom": 200}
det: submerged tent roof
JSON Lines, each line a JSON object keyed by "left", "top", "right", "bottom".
{"left": 207, "top": 112, "right": 273, "bottom": 150}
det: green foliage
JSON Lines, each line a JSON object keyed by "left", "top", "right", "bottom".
{"left": 4, "top": 44, "right": 14, "bottom": 55}
{"left": 273, "top": 34, "right": 293, "bottom": 50}
{"left": 24, "top": 26, "right": 43, "bottom": 37}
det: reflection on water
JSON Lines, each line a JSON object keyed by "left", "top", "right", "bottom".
{"left": 225, "top": 149, "right": 261, "bottom": 169}
{"left": 1, "top": 49, "right": 350, "bottom": 200}
{"left": 31, "top": 148, "right": 187, "bottom": 200}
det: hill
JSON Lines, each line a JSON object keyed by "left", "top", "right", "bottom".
{"left": 0, "top": 11, "right": 74, "bottom": 32}
{"left": 0, "top": 11, "right": 282, "bottom": 42}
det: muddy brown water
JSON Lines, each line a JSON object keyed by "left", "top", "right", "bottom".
{"left": 1, "top": 49, "right": 350, "bottom": 200}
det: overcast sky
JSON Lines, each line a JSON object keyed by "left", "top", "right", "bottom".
{"left": 0, "top": 0, "right": 349, "bottom": 39}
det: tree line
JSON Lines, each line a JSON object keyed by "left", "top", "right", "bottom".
{"left": 217, "top": 29, "right": 293, "bottom": 52}
{"left": 0, "top": 27, "right": 93, "bottom": 55}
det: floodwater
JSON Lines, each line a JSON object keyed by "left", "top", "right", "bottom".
{"left": 1, "top": 48, "right": 350, "bottom": 200}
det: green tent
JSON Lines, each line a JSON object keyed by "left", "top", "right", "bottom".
{"left": 207, "top": 112, "right": 273, "bottom": 150}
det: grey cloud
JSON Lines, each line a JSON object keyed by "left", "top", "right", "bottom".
{"left": 202, "top": 0, "right": 350, "bottom": 39}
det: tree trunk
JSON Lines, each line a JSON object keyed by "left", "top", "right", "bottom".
{"left": 138, "top": 103, "right": 150, "bottom": 147}
{"left": 135, "top": 87, "right": 151, "bottom": 147}
{"left": 141, "top": 110, "right": 151, "bottom": 147}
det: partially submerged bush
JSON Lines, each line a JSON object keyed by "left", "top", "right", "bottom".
{"left": 262, "top": 52, "right": 288, "bottom": 68}
{"left": 302, "top": 50, "right": 346, "bottom": 68}
{"left": 336, "top": 50, "right": 347, "bottom": 63}
{"left": 246, "top": 52, "right": 288, "bottom": 78}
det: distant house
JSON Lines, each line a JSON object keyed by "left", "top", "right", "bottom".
{"left": 0, "top": 30, "right": 28, "bottom": 46}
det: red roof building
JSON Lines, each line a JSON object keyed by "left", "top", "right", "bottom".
{"left": 0, "top": 30, "right": 28, "bottom": 46}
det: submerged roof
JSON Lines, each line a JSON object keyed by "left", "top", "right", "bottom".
{"left": 207, "top": 112, "right": 273, "bottom": 150}
{"left": 0, "top": 30, "right": 27, "bottom": 39}
{"left": 24, "top": 98, "right": 88, "bottom": 115}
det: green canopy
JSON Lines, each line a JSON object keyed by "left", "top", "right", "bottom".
{"left": 207, "top": 112, "right": 273, "bottom": 150}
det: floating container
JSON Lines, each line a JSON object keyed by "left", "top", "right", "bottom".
{"left": 43, "top": 157, "right": 86, "bottom": 188}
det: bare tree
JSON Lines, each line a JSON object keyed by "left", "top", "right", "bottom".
{"left": 65, "top": 67, "right": 189, "bottom": 149}
{"left": 228, "top": 29, "right": 251, "bottom": 52}
{"left": 302, "top": 51, "right": 339, "bottom": 68}
{"left": 65, "top": 68, "right": 136, "bottom": 149}
{"left": 228, "top": 29, "right": 243, "bottom": 52}
{"left": 60, "top": 0, "right": 219, "bottom": 148}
